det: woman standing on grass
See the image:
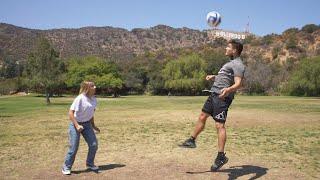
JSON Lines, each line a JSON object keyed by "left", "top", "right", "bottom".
{"left": 62, "top": 81, "right": 101, "bottom": 175}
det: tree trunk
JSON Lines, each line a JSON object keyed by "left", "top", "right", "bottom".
{"left": 45, "top": 90, "right": 50, "bottom": 105}
{"left": 112, "top": 89, "right": 119, "bottom": 98}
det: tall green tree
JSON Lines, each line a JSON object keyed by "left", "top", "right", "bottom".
{"left": 66, "top": 56, "right": 123, "bottom": 96}
{"left": 120, "top": 52, "right": 165, "bottom": 94}
{"left": 199, "top": 47, "right": 229, "bottom": 74}
{"left": 26, "top": 37, "right": 66, "bottom": 104}
{"left": 0, "top": 56, "right": 22, "bottom": 79}
{"left": 286, "top": 56, "right": 320, "bottom": 96}
{"left": 162, "top": 54, "right": 207, "bottom": 95}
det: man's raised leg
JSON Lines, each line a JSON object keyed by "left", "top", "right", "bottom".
{"left": 180, "top": 112, "right": 210, "bottom": 148}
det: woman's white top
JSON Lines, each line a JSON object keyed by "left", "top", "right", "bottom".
{"left": 70, "top": 93, "right": 97, "bottom": 122}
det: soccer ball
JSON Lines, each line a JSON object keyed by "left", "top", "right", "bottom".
{"left": 206, "top": 11, "right": 221, "bottom": 28}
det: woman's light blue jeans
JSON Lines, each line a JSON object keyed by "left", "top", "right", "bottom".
{"left": 63, "top": 121, "right": 98, "bottom": 169}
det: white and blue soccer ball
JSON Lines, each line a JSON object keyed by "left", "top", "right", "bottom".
{"left": 206, "top": 11, "right": 221, "bottom": 28}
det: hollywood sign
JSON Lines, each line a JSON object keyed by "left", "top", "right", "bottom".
{"left": 208, "top": 30, "right": 247, "bottom": 40}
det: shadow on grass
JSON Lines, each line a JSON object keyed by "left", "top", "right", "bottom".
{"left": 34, "top": 95, "right": 66, "bottom": 98}
{"left": 0, "top": 115, "right": 12, "bottom": 118}
{"left": 72, "top": 164, "right": 126, "bottom": 174}
{"left": 49, "top": 103, "right": 70, "bottom": 106}
{"left": 187, "top": 165, "right": 268, "bottom": 180}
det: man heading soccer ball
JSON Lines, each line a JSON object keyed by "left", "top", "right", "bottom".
{"left": 180, "top": 39, "right": 246, "bottom": 172}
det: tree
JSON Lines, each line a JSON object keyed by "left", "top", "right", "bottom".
{"left": 26, "top": 37, "right": 66, "bottom": 104}
{"left": 0, "top": 56, "right": 21, "bottom": 79}
{"left": 162, "top": 54, "right": 207, "bottom": 95}
{"left": 286, "top": 35, "right": 298, "bottom": 49}
{"left": 261, "top": 35, "right": 274, "bottom": 45}
{"left": 66, "top": 56, "right": 123, "bottom": 97}
{"left": 272, "top": 47, "right": 281, "bottom": 59}
{"left": 286, "top": 56, "right": 320, "bottom": 96}
{"left": 200, "top": 47, "right": 229, "bottom": 75}
{"left": 0, "top": 52, "right": 26, "bottom": 94}
{"left": 244, "top": 59, "right": 272, "bottom": 95}
{"left": 301, "top": 24, "right": 319, "bottom": 33}
{"left": 282, "top": 28, "right": 299, "bottom": 36}
{"left": 118, "top": 52, "right": 166, "bottom": 95}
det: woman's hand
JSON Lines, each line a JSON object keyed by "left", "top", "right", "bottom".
{"left": 75, "top": 124, "right": 84, "bottom": 132}
{"left": 93, "top": 126, "right": 100, "bottom": 133}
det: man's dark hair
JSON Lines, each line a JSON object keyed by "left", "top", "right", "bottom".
{"left": 228, "top": 39, "right": 243, "bottom": 55}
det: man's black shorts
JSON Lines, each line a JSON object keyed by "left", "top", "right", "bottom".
{"left": 202, "top": 93, "right": 233, "bottom": 123}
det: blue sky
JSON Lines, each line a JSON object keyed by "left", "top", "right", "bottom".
{"left": 0, "top": 0, "right": 319, "bottom": 36}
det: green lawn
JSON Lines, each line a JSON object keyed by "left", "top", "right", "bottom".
{"left": 0, "top": 95, "right": 319, "bottom": 179}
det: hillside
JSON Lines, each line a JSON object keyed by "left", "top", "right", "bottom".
{"left": 0, "top": 23, "right": 319, "bottom": 63}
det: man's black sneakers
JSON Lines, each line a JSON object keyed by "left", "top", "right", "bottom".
{"left": 179, "top": 137, "right": 196, "bottom": 148}
{"left": 211, "top": 153, "right": 228, "bottom": 171}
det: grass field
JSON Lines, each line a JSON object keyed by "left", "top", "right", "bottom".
{"left": 0, "top": 95, "right": 319, "bottom": 179}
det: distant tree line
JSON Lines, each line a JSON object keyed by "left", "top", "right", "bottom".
{"left": 1, "top": 24, "right": 320, "bottom": 103}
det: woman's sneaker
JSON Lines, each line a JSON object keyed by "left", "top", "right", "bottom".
{"left": 87, "top": 165, "right": 100, "bottom": 172}
{"left": 61, "top": 167, "right": 71, "bottom": 175}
